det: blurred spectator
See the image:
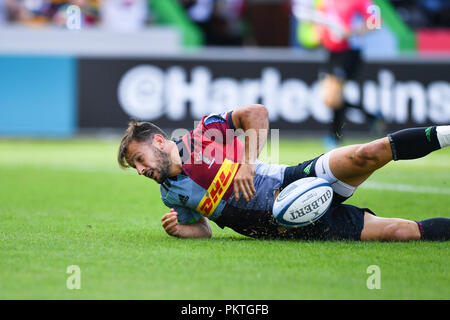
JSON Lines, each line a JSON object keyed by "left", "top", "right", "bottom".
{"left": 390, "top": 0, "right": 450, "bottom": 29}
{"left": 6, "top": 0, "right": 55, "bottom": 26}
{"left": 184, "top": 0, "right": 213, "bottom": 23}
{"left": 244, "top": 0, "right": 291, "bottom": 47}
{"left": 3, "top": 0, "right": 448, "bottom": 41}
{"left": 418, "top": 0, "right": 450, "bottom": 28}
{"left": 180, "top": 0, "right": 247, "bottom": 46}
{"left": 5, "top": 0, "right": 99, "bottom": 27}
{"left": 0, "top": 0, "right": 5, "bottom": 25}
{"left": 314, "top": 0, "right": 384, "bottom": 149}
{"left": 52, "top": 0, "right": 100, "bottom": 28}
{"left": 100, "top": 0, "right": 148, "bottom": 32}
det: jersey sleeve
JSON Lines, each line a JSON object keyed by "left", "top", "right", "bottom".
{"left": 173, "top": 206, "right": 203, "bottom": 225}
{"left": 160, "top": 182, "right": 203, "bottom": 225}
{"left": 200, "top": 111, "right": 236, "bottom": 147}
{"left": 202, "top": 111, "right": 235, "bottom": 134}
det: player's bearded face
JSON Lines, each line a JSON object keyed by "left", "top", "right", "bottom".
{"left": 150, "top": 145, "right": 171, "bottom": 184}
{"left": 128, "top": 140, "right": 171, "bottom": 184}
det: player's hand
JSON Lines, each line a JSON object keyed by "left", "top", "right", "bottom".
{"left": 233, "top": 163, "right": 256, "bottom": 202}
{"left": 161, "top": 209, "right": 180, "bottom": 237}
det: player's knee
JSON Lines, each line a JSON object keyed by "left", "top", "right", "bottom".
{"left": 352, "top": 139, "right": 386, "bottom": 168}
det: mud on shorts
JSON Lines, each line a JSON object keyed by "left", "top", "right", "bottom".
{"left": 214, "top": 153, "right": 376, "bottom": 241}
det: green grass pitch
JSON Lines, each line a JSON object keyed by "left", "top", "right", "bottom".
{"left": 0, "top": 138, "right": 449, "bottom": 299}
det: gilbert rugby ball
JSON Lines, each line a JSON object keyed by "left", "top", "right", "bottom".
{"left": 273, "top": 177, "right": 333, "bottom": 227}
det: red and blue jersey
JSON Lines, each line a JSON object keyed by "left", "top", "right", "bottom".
{"left": 160, "top": 111, "right": 287, "bottom": 225}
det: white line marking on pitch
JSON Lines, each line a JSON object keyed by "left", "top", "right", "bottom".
{"left": 360, "top": 181, "right": 450, "bottom": 195}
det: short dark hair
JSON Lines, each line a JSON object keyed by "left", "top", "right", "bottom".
{"left": 117, "top": 120, "right": 168, "bottom": 169}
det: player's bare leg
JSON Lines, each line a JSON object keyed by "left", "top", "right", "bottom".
{"left": 328, "top": 125, "right": 450, "bottom": 187}
{"left": 361, "top": 213, "right": 421, "bottom": 241}
{"left": 361, "top": 212, "right": 450, "bottom": 241}
{"left": 328, "top": 137, "right": 392, "bottom": 187}
{"left": 323, "top": 125, "right": 450, "bottom": 241}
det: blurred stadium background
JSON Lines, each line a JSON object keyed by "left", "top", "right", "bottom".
{"left": 0, "top": 0, "right": 449, "bottom": 139}
{"left": 1, "top": 0, "right": 449, "bottom": 300}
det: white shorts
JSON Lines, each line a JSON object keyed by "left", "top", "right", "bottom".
{"left": 314, "top": 151, "right": 357, "bottom": 198}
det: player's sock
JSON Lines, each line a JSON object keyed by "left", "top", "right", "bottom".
{"left": 387, "top": 126, "right": 449, "bottom": 161}
{"left": 331, "top": 107, "right": 345, "bottom": 139}
{"left": 436, "top": 125, "right": 450, "bottom": 148}
{"left": 416, "top": 218, "right": 450, "bottom": 241}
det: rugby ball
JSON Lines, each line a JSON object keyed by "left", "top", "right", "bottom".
{"left": 273, "top": 177, "right": 333, "bottom": 227}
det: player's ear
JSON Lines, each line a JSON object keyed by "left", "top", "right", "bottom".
{"left": 152, "top": 134, "right": 166, "bottom": 149}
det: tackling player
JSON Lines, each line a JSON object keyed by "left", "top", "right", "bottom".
{"left": 118, "top": 104, "right": 450, "bottom": 241}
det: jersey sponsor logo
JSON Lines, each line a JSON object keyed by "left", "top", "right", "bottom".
{"left": 196, "top": 158, "right": 239, "bottom": 217}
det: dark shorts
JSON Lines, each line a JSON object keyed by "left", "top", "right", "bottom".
{"left": 214, "top": 157, "right": 376, "bottom": 241}
{"left": 214, "top": 204, "right": 375, "bottom": 241}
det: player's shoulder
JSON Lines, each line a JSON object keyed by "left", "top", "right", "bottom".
{"left": 203, "top": 111, "right": 234, "bottom": 129}
{"left": 204, "top": 112, "right": 227, "bottom": 124}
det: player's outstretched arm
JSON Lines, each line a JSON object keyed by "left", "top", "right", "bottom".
{"left": 231, "top": 104, "right": 269, "bottom": 201}
{"left": 231, "top": 104, "right": 269, "bottom": 160}
{"left": 161, "top": 209, "right": 212, "bottom": 239}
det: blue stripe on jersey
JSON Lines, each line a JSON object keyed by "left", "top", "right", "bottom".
{"left": 204, "top": 113, "right": 227, "bottom": 125}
